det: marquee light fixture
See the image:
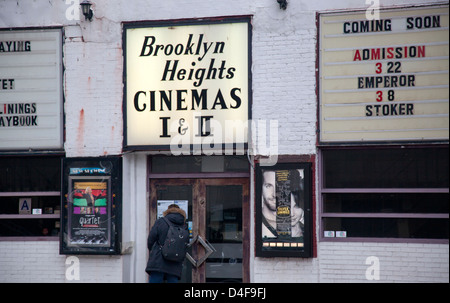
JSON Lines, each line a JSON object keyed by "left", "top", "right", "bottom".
{"left": 80, "top": 0, "right": 93, "bottom": 21}
{"left": 277, "top": 0, "right": 288, "bottom": 10}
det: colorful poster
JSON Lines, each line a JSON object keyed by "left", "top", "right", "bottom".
{"left": 68, "top": 177, "right": 111, "bottom": 247}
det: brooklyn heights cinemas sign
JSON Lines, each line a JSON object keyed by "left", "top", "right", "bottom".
{"left": 124, "top": 18, "right": 251, "bottom": 151}
{"left": 319, "top": 5, "right": 449, "bottom": 143}
{"left": 0, "top": 29, "right": 63, "bottom": 150}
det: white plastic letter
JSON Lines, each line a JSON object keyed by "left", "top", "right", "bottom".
{"left": 365, "top": 256, "right": 380, "bottom": 280}
{"left": 65, "top": 0, "right": 80, "bottom": 21}
{"left": 365, "top": 0, "right": 380, "bottom": 21}
{"left": 65, "top": 256, "right": 80, "bottom": 281}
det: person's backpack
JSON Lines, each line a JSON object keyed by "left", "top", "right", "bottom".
{"left": 160, "top": 217, "right": 188, "bottom": 262}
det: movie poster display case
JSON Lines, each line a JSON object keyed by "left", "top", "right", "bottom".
{"left": 60, "top": 157, "right": 122, "bottom": 255}
{"left": 255, "top": 162, "right": 313, "bottom": 258}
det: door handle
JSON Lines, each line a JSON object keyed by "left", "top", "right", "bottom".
{"left": 186, "top": 235, "right": 215, "bottom": 268}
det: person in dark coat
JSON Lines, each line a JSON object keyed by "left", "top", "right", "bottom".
{"left": 145, "top": 204, "right": 189, "bottom": 283}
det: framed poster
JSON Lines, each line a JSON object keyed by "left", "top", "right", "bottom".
{"left": 255, "top": 162, "right": 313, "bottom": 257}
{"left": 60, "top": 157, "right": 122, "bottom": 255}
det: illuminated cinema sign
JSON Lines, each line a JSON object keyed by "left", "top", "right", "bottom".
{"left": 0, "top": 29, "right": 63, "bottom": 150}
{"left": 319, "top": 5, "right": 449, "bottom": 143}
{"left": 123, "top": 17, "right": 251, "bottom": 151}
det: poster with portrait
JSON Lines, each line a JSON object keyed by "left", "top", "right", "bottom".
{"left": 255, "top": 162, "right": 312, "bottom": 257}
{"left": 60, "top": 157, "right": 122, "bottom": 255}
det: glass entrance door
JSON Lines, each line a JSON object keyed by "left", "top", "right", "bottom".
{"left": 149, "top": 178, "right": 249, "bottom": 283}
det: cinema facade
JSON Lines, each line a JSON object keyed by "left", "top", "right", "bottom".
{"left": 0, "top": 0, "right": 448, "bottom": 283}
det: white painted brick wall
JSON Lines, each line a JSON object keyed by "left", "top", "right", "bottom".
{"left": 0, "top": 241, "right": 64, "bottom": 283}
{"left": 252, "top": 28, "right": 317, "bottom": 155}
{"left": 63, "top": 29, "right": 123, "bottom": 158}
{"left": 254, "top": 242, "right": 449, "bottom": 283}
{"left": 0, "top": 241, "right": 122, "bottom": 283}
